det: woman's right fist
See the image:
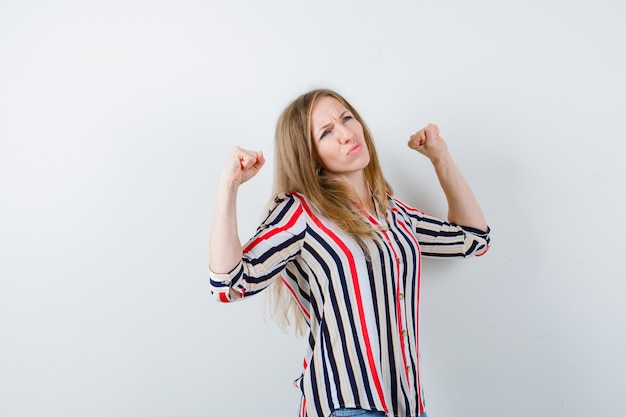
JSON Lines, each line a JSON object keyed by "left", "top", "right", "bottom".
{"left": 221, "top": 146, "right": 265, "bottom": 187}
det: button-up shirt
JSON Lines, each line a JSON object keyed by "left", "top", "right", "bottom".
{"left": 210, "top": 192, "right": 490, "bottom": 417}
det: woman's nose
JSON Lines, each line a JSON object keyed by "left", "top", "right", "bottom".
{"left": 335, "top": 125, "right": 354, "bottom": 143}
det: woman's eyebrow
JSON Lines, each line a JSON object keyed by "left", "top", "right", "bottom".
{"left": 315, "top": 111, "right": 350, "bottom": 134}
{"left": 316, "top": 121, "right": 332, "bottom": 134}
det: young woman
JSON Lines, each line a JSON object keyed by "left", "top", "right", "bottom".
{"left": 209, "top": 88, "right": 490, "bottom": 417}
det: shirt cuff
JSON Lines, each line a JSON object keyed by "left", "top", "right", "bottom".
{"left": 209, "top": 261, "right": 244, "bottom": 303}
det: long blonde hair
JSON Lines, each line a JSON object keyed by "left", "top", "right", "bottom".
{"left": 267, "top": 88, "right": 393, "bottom": 333}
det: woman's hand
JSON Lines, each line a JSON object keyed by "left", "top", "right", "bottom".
{"left": 407, "top": 123, "right": 448, "bottom": 162}
{"left": 221, "top": 146, "right": 265, "bottom": 187}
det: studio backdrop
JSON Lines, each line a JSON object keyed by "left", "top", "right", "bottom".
{"left": 1, "top": 1, "right": 624, "bottom": 416}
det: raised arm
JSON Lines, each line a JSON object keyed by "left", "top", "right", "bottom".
{"left": 209, "top": 146, "right": 265, "bottom": 274}
{"left": 407, "top": 124, "right": 488, "bottom": 232}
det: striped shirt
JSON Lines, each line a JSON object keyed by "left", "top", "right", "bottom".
{"left": 209, "top": 192, "right": 490, "bottom": 417}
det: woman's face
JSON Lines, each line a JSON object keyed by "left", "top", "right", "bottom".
{"left": 310, "top": 96, "right": 370, "bottom": 182}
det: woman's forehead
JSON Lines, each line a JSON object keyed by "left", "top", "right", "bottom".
{"left": 311, "top": 96, "right": 348, "bottom": 124}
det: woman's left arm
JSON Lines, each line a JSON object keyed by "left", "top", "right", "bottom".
{"left": 408, "top": 123, "right": 488, "bottom": 232}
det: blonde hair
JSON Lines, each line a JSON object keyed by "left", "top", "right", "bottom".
{"left": 267, "top": 88, "right": 393, "bottom": 334}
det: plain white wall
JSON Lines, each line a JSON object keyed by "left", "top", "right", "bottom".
{"left": 1, "top": 0, "right": 625, "bottom": 416}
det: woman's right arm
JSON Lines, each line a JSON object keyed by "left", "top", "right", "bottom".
{"left": 209, "top": 146, "right": 265, "bottom": 274}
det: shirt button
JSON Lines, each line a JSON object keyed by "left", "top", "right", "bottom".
{"left": 402, "top": 330, "right": 408, "bottom": 337}
{"left": 406, "top": 365, "right": 411, "bottom": 372}
{"left": 396, "top": 257, "right": 402, "bottom": 264}
{"left": 223, "top": 280, "right": 231, "bottom": 286}
{"left": 398, "top": 293, "right": 404, "bottom": 300}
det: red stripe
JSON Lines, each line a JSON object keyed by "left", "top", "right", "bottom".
{"left": 298, "top": 195, "right": 388, "bottom": 412}
{"left": 244, "top": 204, "right": 304, "bottom": 253}
{"left": 475, "top": 246, "right": 489, "bottom": 256}
{"left": 218, "top": 292, "right": 229, "bottom": 303}
{"left": 281, "top": 275, "right": 311, "bottom": 321}
{"left": 300, "top": 396, "right": 307, "bottom": 417}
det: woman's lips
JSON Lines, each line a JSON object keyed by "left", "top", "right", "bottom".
{"left": 347, "top": 143, "right": 362, "bottom": 156}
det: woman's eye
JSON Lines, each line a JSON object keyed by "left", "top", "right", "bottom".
{"left": 343, "top": 115, "right": 353, "bottom": 122}
{"left": 320, "top": 129, "right": 331, "bottom": 140}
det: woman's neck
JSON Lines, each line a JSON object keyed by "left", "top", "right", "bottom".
{"left": 353, "top": 181, "right": 375, "bottom": 214}
{"left": 327, "top": 170, "right": 375, "bottom": 214}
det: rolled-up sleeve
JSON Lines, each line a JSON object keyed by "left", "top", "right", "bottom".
{"left": 209, "top": 262, "right": 246, "bottom": 303}
{"left": 393, "top": 197, "right": 491, "bottom": 258}
{"left": 415, "top": 217, "right": 490, "bottom": 258}
{"left": 209, "top": 193, "right": 307, "bottom": 303}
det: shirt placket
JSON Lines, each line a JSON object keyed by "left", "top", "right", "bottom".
{"left": 394, "top": 241, "right": 416, "bottom": 417}
{"left": 362, "top": 203, "right": 416, "bottom": 417}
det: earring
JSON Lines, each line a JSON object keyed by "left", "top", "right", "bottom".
{"left": 315, "top": 167, "right": 323, "bottom": 176}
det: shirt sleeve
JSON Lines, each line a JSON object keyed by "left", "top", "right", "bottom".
{"left": 209, "top": 193, "right": 307, "bottom": 303}
{"left": 393, "top": 197, "right": 491, "bottom": 258}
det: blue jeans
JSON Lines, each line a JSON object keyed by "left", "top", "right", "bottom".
{"left": 330, "top": 409, "right": 428, "bottom": 417}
